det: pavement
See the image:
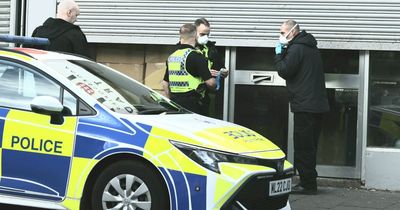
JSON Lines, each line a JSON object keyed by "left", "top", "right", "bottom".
{"left": 290, "top": 182, "right": 400, "bottom": 210}
{"left": 2, "top": 179, "right": 400, "bottom": 210}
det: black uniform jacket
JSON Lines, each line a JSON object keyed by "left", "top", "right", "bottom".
{"left": 274, "top": 30, "right": 329, "bottom": 113}
{"left": 198, "top": 41, "right": 225, "bottom": 70}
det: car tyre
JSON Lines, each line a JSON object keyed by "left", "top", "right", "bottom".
{"left": 90, "top": 159, "right": 169, "bottom": 210}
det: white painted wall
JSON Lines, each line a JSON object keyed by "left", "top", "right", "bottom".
{"left": 365, "top": 148, "right": 400, "bottom": 191}
{"left": 25, "top": 0, "right": 57, "bottom": 36}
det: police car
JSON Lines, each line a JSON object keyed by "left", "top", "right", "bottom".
{"left": 0, "top": 36, "right": 293, "bottom": 210}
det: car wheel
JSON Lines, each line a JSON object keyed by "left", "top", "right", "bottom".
{"left": 90, "top": 160, "right": 169, "bottom": 210}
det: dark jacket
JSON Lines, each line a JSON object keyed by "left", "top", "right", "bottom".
{"left": 29, "top": 18, "right": 90, "bottom": 58}
{"left": 274, "top": 30, "right": 329, "bottom": 113}
{"left": 198, "top": 41, "right": 225, "bottom": 70}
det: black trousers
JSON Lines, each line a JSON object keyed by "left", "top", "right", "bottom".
{"left": 293, "top": 112, "right": 323, "bottom": 189}
{"left": 171, "top": 94, "right": 205, "bottom": 115}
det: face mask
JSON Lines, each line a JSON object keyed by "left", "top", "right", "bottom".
{"left": 279, "top": 34, "right": 289, "bottom": 45}
{"left": 279, "top": 24, "right": 298, "bottom": 45}
{"left": 197, "top": 35, "right": 209, "bottom": 45}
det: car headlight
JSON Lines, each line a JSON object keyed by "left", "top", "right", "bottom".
{"left": 170, "top": 140, "right": 258, "bottom": 173}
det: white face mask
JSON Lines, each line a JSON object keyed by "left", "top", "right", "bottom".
{"left": 197, "top": 35, "right": 209, "bottom": 45}
{"left": 279, "top": 34, "right": 289, "bottom": 45}
{"left": 279, "top": 24, "right": 298, "bottom": 45}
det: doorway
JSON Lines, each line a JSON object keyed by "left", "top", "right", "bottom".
{"left": 228, "top": 47, "right": 362, "bottom": 179}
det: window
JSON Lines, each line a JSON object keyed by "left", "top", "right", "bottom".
{"left": 0, "top": 61, "right": 78, "bottom": 114}
{"left": 236, "top": 48, "right": 359, "bottom": 74}
{"left": 44, "top": 59, "right": 182, "bottom": 115}
{"left": 320, "top": 50, "right": 359, "bottom": 74}
{"left": 63, "top": 89, "right": 77, "bottom": 115}
{"left": 236, "top": 47, "right": 275, "bottom": 70}
{"left": 368, "top": 51, "right": 400, "bottom": 148}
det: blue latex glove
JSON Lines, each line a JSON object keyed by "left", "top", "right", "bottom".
{"left": 216, "top": 71, "right": 221, "bottom": 91}
{"left": 275, "top": 43, "right": 283, "bottom": 54}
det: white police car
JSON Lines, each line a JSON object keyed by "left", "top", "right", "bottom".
{"left": 0, "top": 36, "right": 292, "bottom": 210}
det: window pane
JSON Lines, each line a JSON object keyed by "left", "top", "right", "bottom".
{"left": 0, "top": 61, "right": 61, "bottom": 110}
{"left": 34, "top": 73, "right": 60, "bottom": 99}
{"left": 63, "top": 89, "right": 77, "bottom": 115}
{"left": 44, "top": 60, "right": 182, "bottom": 115}
{"left": 236, "top": 48, "right": 359, "bottom": 74}
{"left": 320, "top": 50, "right": 359, "bottom": 74}
{"left": 368, "top": 51, "right": 400, "bottom": 148}
{"left": 319, "top": 88, "right": 357, "bottom": 166}
{"left": 236, "top": 47, "right": 275, "bottom": 70}
{"left": 234, "top": 85, "right": 288, "bottom": 151}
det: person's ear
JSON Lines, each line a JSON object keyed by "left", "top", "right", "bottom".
{"left": 287, "top": 30, "right": 295, "bottom": 40}
{"left": 287, "top": 31, "right": 292, "bottom": 39}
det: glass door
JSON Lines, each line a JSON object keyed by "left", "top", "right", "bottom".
{"left": 315, "top": 50, "right": 361, "bottom": 178}
{"left": 234, "top": 85, "right": 289, "bottom": 152}
{"left": 229, "top": 47, "right": 362, "bottom": 179}
{"left": 229, "top": 47, "right": 289, "bottom": 152}
{"left": 364, "top": 51, "right": 400, "bottom": 190}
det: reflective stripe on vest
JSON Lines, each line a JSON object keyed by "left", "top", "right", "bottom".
{"left": 200, "top": 45, "right": 213, "bottom": 69}
{"left": 167, "top": 48, "right": 203, "bottom": 93}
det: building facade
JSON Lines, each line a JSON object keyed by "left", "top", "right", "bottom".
{"left": 0, "top": 0, "right": 17, "bottom": 46}
{"left": 24, "top": 0, "right": 400, "bottom": 191}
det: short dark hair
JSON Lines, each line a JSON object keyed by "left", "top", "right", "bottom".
{"left": 194, "top": 18, "right": 210, "bottom": 27}
{"left": 179, "top": 23, "right": 197, "bottom": 40}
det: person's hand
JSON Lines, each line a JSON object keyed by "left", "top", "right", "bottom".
{"left": 210, "top": 69, "right": 219, "bottom": 77}
{"left": 275, "top": 43, "right": 283, "bottom": 54}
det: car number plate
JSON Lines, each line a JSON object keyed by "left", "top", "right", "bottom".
{"left": 269, "top": 178, "right": 291, "bottom": 196}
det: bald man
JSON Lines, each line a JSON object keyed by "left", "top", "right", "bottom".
{"left": 274, "top": 19, "right": 329, "bottom": 195}
{"left": 29, "top": 0, "right": 90, "bottom": 57}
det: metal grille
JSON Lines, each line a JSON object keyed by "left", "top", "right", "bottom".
{"left": 221, "top": 173, "right": 292, "bottom": 210}
{"left": 0, "top": 0, "right": 11, "bottom": 47}
{"left": 76, "top": 0, "right": 400, "bottom": 50}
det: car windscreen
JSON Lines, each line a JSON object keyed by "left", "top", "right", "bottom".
{"left": 44, "top": 59, "right": 185, "bottom": 115}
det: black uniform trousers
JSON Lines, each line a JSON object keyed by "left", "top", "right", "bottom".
{"left": 170, "top": 92, "right": 205, "bottom": 115}
{"left": 293, "top": 112, "right": 323, "bottom": 189}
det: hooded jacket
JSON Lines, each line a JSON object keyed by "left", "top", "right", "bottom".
{"left": 29, "top": 18, "right": 90, "bottom": 58}
{"left": 274, "top": 30, "right": 329, "bottom": 113}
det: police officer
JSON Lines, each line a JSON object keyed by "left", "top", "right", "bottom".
{"left": 194, "top": 18, "right": 229, "bottom": 116}
{"left": 194, "top": 18, "right": 227, "bottom": 76}
{"left": 162, "top": 24, "right": 216, "bottom": 114}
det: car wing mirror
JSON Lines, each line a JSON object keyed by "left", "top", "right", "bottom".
{"left": 30, "top": 96, "right": 64, "bottom": 125}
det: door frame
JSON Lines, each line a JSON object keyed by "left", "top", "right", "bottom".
{"left": 226, "top": 47, "right": 367, "bottom": 179}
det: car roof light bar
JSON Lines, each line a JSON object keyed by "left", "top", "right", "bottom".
{"left": 0, "top": 34, "right": 50, "bottom": 46}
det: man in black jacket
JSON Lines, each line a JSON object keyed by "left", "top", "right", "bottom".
{"left": 28, "top": 0, "right": 90, "bottom": 58}
{"left": 274, "top": 19, "right": 329, "bottom": 195}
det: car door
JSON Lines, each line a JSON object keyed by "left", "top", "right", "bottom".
{"left": 0, "top": 59, "right": 77, "bottom": 201}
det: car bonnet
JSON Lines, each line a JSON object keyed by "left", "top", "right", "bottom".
{"left": 123, "top": 114, "right": 285, "bottom": 159}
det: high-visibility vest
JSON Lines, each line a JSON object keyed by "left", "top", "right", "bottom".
{"left": 167, "top": 48, "right": 204, "bottom": 94}
{"left": 199, "top": 45, "right": 213, "bottom": 69}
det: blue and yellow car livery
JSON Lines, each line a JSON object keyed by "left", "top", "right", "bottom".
{"left": 0, "top": 48, "right": 293, "bottom": 210}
